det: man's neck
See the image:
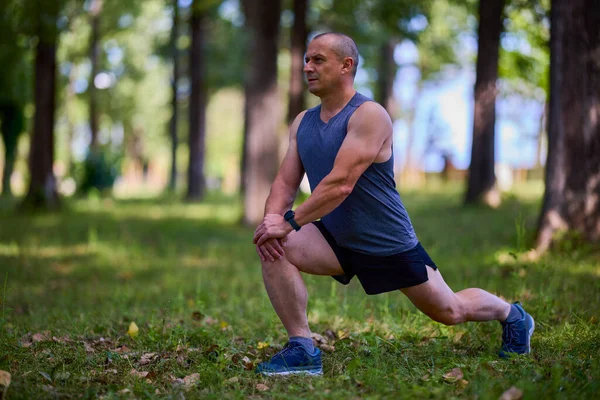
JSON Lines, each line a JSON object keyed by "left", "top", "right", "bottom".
{"left": 319, "top": 86, "right": 357, "bottom": 119}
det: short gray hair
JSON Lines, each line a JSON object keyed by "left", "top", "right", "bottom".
{"left": 312, "top": 32, "right": 359, "bottom": 77}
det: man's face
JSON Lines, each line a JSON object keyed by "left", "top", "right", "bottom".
{"left": 304, "top": 37, "right": 345, "bottom": 96}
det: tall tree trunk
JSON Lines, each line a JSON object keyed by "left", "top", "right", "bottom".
{"left": 536, "top": 0, "right": 600, "bottom": 251}
{"left": 23, "top": 38, "right": 59, "bottom": 209}
{"left": 287, "top": 0, "right": 308, "bottom": 125}
{"left": 65, "top": 64, "right": 77, "bottom": 176}
{"left": 89, "top": 0, "right": 103, "bottom": 150}
{"left": 169, "top": 0, "right": 179, "bottom": 192}
{"left": 465, "top": 0, "right": 505, "bottom": 206}
{"left": 0, "top": 104, "right": 24, "bottom": 197}
{"left": 241, "top": 0, "right": 282, "bottom": 225}
{"left": 376, "top": 38, "right": 397, "bottom": 118}
{"left": 402, "top": 81, "right": 423, "bottom": 184}
{"left": 187, "top": 4, "right": 207, "bottom": 200}
{"left": 534, "top": 100, "right": 549, "bottom": 169}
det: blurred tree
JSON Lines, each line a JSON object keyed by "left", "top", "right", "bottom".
{"left": 21, "top": 0, "right": 65, "bottom": 209}
{"left": 287, "top": 0, "right": 309, "bottom": 124}
{"left": 168, "top": 0, "right": 180, "bottom": 192}
{"left": 187, "top": 0, "right": 213, "bottom": 200}
{"left": 88, "top": 0, "right": 103, "bottom": 150}
{"left": 0, "top": 1, "right": 30, "bottom": 197}
{"left": 241, "top": 0, "right": 282, "bottom": 225}
{"left": 537, "top": 0, "right": 600, "bottom": 251}
{"left": 465, "top": 0, "right": 505, "bottom": 206}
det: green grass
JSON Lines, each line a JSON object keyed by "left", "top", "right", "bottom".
{"left": 0, "top": 183, "right": 599, "bottom": 399}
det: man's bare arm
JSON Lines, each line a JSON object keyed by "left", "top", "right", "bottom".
{"left": 292, "top": 102, "right": 391, "bottom": 226}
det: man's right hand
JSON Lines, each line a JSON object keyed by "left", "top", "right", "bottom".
{"left": 256, "top": 237, "right": 287, "bottom": 262}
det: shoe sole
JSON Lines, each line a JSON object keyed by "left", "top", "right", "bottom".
{"left": 259, "top": 368, "right": 323, "bottom": 376}
{"left": 526, "top": 315, "right": 535, "bottom": 353}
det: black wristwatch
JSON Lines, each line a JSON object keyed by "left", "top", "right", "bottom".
{"left": 284, "top": 210, "right": 301, "bottom": 231}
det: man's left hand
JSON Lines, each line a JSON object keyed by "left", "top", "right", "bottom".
{"left": 253, "top": 214, "right": 293, "bottom": 246}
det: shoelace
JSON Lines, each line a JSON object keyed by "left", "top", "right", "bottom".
{"left": 272, "top": 342, "right": 296, "bottom": 359}
{"left": 503, "top": 322, "right": 520, "bottom": 346}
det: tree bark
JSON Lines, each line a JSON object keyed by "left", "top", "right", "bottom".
{"left": 23, "top": 38, "right": 59, "bottom": 209}
{"left": 169, "top": 0, "right": 180, "bottom": 192}
{"left": 187, "top": 4, "right": 207, "bottom": 200}
{"left": 241, "top": 0, "right": 282, "bottom": 225}
{"left": 287, "top": 0, "right": 308, "bottom": 125}
{"left": 0, "top": 103, "right": 24, "bottom": 197}
{"left": 89, "top": 0, "right": 103, "bottom": 150}
{"left": 376, "top": 38, "right": 397, "bottom": 119}
{"left": 537, "top": 0, "right": 600, "bottom": 251}
{"left": 465, "top": 0, "right": 505, "bottom": 206}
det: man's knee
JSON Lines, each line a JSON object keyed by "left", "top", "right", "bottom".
{"left": 427, "top": 302, "right": 465, "bottom": 326}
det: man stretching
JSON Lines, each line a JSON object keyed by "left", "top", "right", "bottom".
{"left": 252, "top": 32, "right": 534, "bottom": 376}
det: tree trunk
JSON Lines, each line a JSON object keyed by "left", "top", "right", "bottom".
{"left": 22, "top": 38, "right": 59, "bottom": 209}
{"left": 169, "top": 0, "right": 180, "bottom": 192}
{"left": 89, "top": 0, "right": 103, "bottom": 150}
{"left": 536, "top": 0, "right": 600, "bottom": 251}
{"left": 287, "top": 0, "right": 308, "bottom": 125}
{"left": 0, "top": 104, "right": 24, "bottom": 197}
{"left": 465, "top": 0, "right": 505, "bottom": 206}
{"left": 376, "top": 38, "right": 397, "bottom": 119}
{"left": 241, "top": 0, "right": 282, "bottom": 225}
{"left": 534, "top": 100, "right": 549, "bottom": 169}
{"left": 187, "top": 4, "right": 207, "bottom": 200}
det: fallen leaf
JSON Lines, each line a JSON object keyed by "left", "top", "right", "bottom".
{"left": 127, "top": 322, "right": 139, "bottom": 338}
{"left": 499, "top": 386, "right": 523, "bottom": 400}
{"left": 19, "top": 334, "right": 33, "bottom": 348}
{"left": 311, "top": 333, "right": 328, "bottom": 345}
{"left": 183, "top": 373, "right": 200, "bottom": 389}
{"left": 241, "top": 356, "right": 254, "bottom": 371}
{"left": 257, "top": 342, "right": 269, "bottom": 350}
{"left": 191, "top": 311, "right": 204, "bottom": 321}
{"left": 118, "top": 388, "right": 132, "bottom": 395}
{"left": 256, "top": 383, "right": 269, "bottom": 391}
{"left": 0, "top": 370, "right": 11, "bottom": 388}
{"left": 54, "top": 371, "right": 70, "bottom": 382}
{"left": 32, "top": 331, "right": 51, "bottom": 343}
{"left": 458, "top": 379, "right": 469, "bottom": 388}
{"left": 52, "top": 335, "right": 72, "bottom": 344}
{"left": 325, "top": 329, "right": 337, "bottom": 340}
{"left": 139, "top": 353, "right": 158, "bottom": 366}
{"left": 228, "top": 376, "right": 240, "bottom": 384}
{"left": 319, "top": 344, "right": 335, "bottom": 353}
{"left": 420, "top": 374, "right": 430, "bottom": 382}
{"left": 220, "top": 321, "right": 230, "bottom": 330}
{"left": 204, "top": 316, "right": 218, "bottom": 325}
{"left": 443, "top": 367, "right": 464, "bottom": 383}
{"left": 104, "top": 369, "right": 118, "bottom": 375}
{"left": 39, "top": 371, "right": 52, "bottom": 382}
{"left": 83, "top": 342, "right": 95, "bottom": 353}
{"left": 112, "top": 345, "right": 131, "bottom": 354}
{"left": 130, "top": 369, "right": 149, "bottom": 379}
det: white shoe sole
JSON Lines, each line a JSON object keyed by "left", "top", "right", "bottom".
{"left": 259, "top": 368, "right": 323, "bottom": 376}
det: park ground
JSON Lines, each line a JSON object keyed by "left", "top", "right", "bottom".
{"left": 0, "top": 182, "right": 598, "bottom": 399}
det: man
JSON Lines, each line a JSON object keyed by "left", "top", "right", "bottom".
{"left": 252, "top": 32, "right": 534, "bottom": 376}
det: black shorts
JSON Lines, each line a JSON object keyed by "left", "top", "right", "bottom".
{"left": 313, "top": 220, "right": 438, "bottom": 295}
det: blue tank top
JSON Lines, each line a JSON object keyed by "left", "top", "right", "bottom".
{"left": 297, "top": 92, "right": 418, "bottom": 256}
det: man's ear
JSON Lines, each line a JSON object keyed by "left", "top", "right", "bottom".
{"left": 342, "top": 57, "right": 354, "bottom": 74}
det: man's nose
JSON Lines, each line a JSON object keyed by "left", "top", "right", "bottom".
{"left": 303, "top": 62, "right": 313, "bottom": 73}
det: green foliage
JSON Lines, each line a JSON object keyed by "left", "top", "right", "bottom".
{"left": 77, "top": 150, "right": 121, "bottom": 194}
{"left": 0, "top": 184, "right": 599, "bottom": 398}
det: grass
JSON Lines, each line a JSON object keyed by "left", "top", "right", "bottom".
{"left": 0, "top": 182, "right": 599, "bottom": 399}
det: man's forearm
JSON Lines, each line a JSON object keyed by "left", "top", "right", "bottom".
{"left": 264, "top": 182, "right": 297, "bottom": 216}
{"left": 292, "top": 176, "right": 351, "bottom": 226}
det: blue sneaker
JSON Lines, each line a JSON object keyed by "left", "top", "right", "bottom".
{"left": 255, "top": 342, "right": 323, "bottom": 376}
{"left": 499, "top": 302, "right": 535, "bottom": 358}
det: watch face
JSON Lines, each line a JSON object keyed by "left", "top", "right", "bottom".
{"left": 284, "top": 210, "right": 294, "bottom": 221}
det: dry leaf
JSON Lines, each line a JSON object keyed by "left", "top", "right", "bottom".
{"left": 32, "top": 331, "right": 51, "bottom": 343}
{"left": 204, "top": 316, "right": 218, "bottom": 325}
{"left": 19, "top": 335, "right": 33, "bottom": 348}
{"left": 118, "top": 388, "right": 132, "bottom": 395}
{"left": 139, "top": 353, "right": 158, "bottom": 366}
{"left": 443, "top": 367, "right": 464, "bottom": 383}
{"left": 311, "top": 333, "right": 328, "bottom": 345}
{"left": 325, "top": 329, "right": 337, "bottom": 340}
{"left": 241, "top": 356, "right": 254, "bottom": 371}
{"left": 319, "top": 344, "right": 335, "bottom": 353}
{"left": 420, "top": 374, "right": 430, "bottom": 382}
{"left": 52, "top": 335, "right": 72, "bottom": 344}
{"left": 130, "top": 369, "right": 149, "bottom": 379}
{"left": 127, "top": 322, "right": 139, "bottom": 338}
{"left": 191, "top": 311, "right": 204, "bottom": 321}
{"left": 228, "top": 377, "right": 240, "bottom": 384}
{"left": 256, "top": 383, "right": 269, "bottom": 391}
{"left": 458, "top": 379, "right": 469, "bottom": 388}
{"left": 257, "top": 342, "right": 270, "bottom": 350}
{"left": 83, "top": 342, "right": 95, "bottom": 353}
{"left": 0, "top": 370, "right": 11, "bottom": 389}
{"left": 499, "top": 386, "right": 523, "bottom": 400}
{"left": 183, "top": 373, "right": 200, "bottom": 389}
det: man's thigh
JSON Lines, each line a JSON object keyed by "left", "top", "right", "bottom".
{"left": 283, "top": 223, "right": 345, "bottom": 276}
{"left": 400, "top": 266, "right": 458, "bottom": 316}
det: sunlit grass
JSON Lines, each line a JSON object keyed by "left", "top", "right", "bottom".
{"left": 0, "top": 183, "right": 598, "bottom": 399}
